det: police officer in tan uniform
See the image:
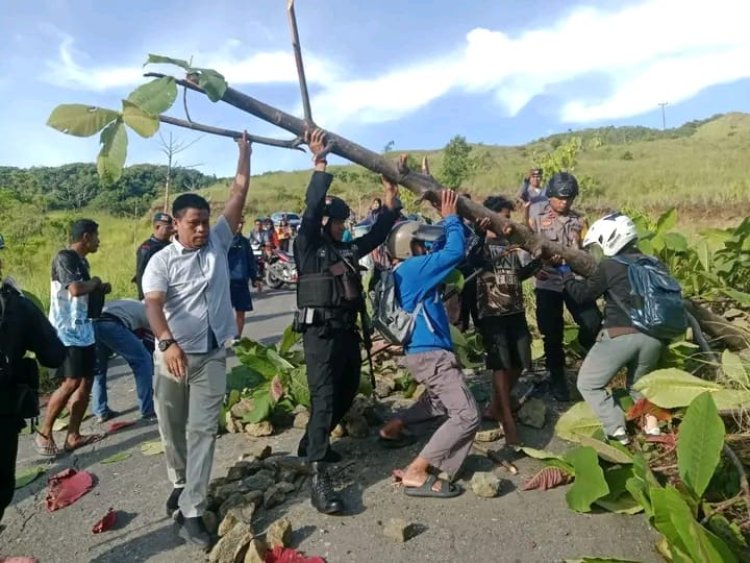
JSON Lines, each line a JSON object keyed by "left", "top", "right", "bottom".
{"left": 529, "top": 172, "right": 602, "bottom": 401}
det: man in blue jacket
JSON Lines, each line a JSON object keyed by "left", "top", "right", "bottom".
{"left": 378, "top": 190, "right": 479, "bottom": 498}
{"left": 228, "top": 216, "right": 261, "bottom": 342}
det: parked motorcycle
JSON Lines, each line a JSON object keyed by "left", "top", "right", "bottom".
{"left": 263, "top": 248, "right": 298, "bottom": 289}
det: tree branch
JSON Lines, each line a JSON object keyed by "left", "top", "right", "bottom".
{"left": 157, "top": 114, "right": 305, "bottom": 151}
{"left": 287, "top": 0, "right": 313, "bottom": 124}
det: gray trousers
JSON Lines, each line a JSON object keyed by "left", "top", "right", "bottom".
{"left": 576, "top": 330, "right": 663, "bottom": 436}
{"left": 154, "top": 347, "right": 226, "bottom": 518}
{"left": 400, "top": 350, "right": 480, "bottom": 479}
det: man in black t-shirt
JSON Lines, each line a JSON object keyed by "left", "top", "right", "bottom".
{"left": 36, "top": 219, "right": 111, "bottom": 458}
{"left": 134, "top": 212, "right": 174, "bottom": 300}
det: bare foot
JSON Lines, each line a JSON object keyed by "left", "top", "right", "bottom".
{"left": 64, "top": 433, "right": 104, "bottom": 452}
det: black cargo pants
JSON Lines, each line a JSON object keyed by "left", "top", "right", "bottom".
{"left": 535, "top": 288, "right": 602, "bottom": 380}
{"left": 300, "top": 324, "right": 362, "bottom": 462}
{"left": 0, "top": 417, "right": 23, "bottom": 524}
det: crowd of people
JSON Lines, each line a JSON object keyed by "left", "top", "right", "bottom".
{"left": 0, "top": 128, "right": 682, "bottom": 550}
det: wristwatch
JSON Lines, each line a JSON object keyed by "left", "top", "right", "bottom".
{"left": 158, "top": 338, "right": 177, "bottom": 352}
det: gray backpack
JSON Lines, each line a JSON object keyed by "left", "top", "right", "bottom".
{"left": 371, "top": 268, "right": 433, "bottom": 346}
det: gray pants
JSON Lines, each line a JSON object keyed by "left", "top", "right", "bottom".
{"left": 154, "top": 347, "right": 226, "bottom": 518}
{"left": 400, "top": 350, "right": 480, "bottom": 479}
{"left": 576, "top": 330, "right": 663, "bottom": 436}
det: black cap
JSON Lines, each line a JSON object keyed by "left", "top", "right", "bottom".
{"left": 153, "top": 212, "right": 173, "bottom": 223}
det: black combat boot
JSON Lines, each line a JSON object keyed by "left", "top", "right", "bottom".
{"left": 297, "top": 437, "right": 342, "bottom": 463}
{"left": 310, "top": 461, "right": 344, "bottom": 515}
{"left": 166, "top": 486, "right": 183, "bottom": 518}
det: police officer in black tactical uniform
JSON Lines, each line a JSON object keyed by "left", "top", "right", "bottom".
{"left": 134, "top": 212, "right": 174, "bottom": 300}
{"left": 0, "top": 235, "right": 66, "bottom": 524}
{"left": 294, "top": 129, "right": 400, "bottom": 514}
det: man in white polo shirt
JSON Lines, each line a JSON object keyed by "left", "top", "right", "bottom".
{"left": 142, "top": 133, "right": 251, "bottom": 548}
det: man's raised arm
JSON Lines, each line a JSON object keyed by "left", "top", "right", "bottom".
{"left": 223, "top": 132, "right": 252, "bottom": 233}
{"left": 296, "top": 129, "right": 333, "bottom": 248}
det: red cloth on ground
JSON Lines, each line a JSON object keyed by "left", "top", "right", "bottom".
{"left": 265, "top": 546, "right": 326, "bottom": 563}
{"left": 91, "top": 507, "right": 117, "bottom": 533}
{"left": 45, "top": 468, "right": 95, "bottom": 512}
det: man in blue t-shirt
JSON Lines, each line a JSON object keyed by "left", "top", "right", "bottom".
{"left": 378, "top": 190, "right": 479, "bottom": 498}
{"left": 228, "top": 216, "right": 261, "bottom": 342}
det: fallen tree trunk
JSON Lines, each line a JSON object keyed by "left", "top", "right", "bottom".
{"left": 147, "top": 72, "right": 748, "bottom": 349}
{"left": 147, "top": 73, "right": 596, "bottom": 275}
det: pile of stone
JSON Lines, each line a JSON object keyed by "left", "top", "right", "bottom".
{"left": 201, "top": 445, "right": 306, "bottom": 562}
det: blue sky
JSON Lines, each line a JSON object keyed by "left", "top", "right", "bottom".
{"left": 1, "top": 0, "right": 748, "bottom": 176}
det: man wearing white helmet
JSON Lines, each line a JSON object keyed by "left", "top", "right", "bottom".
{"left": 557, "top": 212, "right": 664, "bottom": 444}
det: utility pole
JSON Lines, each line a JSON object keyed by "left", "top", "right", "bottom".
{"left": 658, "top": 102, "right": 668, "bottom": 130}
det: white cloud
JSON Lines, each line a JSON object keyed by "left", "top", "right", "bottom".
{"left": 311, "top": 0, "right": 750, "bottom": 126}
{"left": 43, "top": 34, "right": 336, "bottom": 92}
{"left": 42, "top": 0, "right": 750, "bottom": 126}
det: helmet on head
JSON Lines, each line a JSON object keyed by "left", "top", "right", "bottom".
{"left": 386, "top": 221, "right": 444, "bottom": 260}
{"left": 546, "top": 172, "right": 579, "bottom": 199}
{"left": 583, "top": 212, "right": 638, "bottom": 256}
{"left": 324, "top": 196, "right": 350, "bottom": 220}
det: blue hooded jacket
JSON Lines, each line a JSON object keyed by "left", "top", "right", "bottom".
{"left": 394, "top": 215, "right": 465, "bottom": 354}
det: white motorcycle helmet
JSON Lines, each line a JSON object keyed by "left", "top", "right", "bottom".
{"left": 583, "top": 212, "right": 638, "bottom": 257}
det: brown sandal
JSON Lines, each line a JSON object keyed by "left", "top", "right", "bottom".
{"left": 34, "top": 432, "right": 58, "bottom": 458}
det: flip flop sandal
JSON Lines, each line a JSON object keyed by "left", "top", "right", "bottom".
{"left": 34, "top": 432, "right": 58, "bottom": 458}
{"left": 403, "top": 474, "right": 462, "bottom": 498}
{"left": 63, "top": 434, "right": 104, "bottom": 453}
{"left": 378, "top": 433, "right": 417, "bottom": 449}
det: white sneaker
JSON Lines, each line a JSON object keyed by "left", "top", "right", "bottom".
{"left": 609, "top": 427, "right": 631, "bottom": 445}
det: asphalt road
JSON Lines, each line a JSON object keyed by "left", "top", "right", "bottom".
{"left": 1, "top": 288, "right": 660, "bottom": 562}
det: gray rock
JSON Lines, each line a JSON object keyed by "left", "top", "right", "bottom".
{"left": 263, "top": 484, "right": 286, "bottom": 509}
{"left": 276, "top": 481, "right": 296, "bottom": 495}
{"left": 266, "top": 517, "right": 292, "bottom": 548}
{"left": 225, "top": 411, "right": 241, "bottom": 434}
{"left": 470, "top": 471, "right": 502, "bottom": 498}
{"left": 209, "top": 521, "right": 253, "bottom": 563}
{"left": 243, "top": 539, "right": 267, "bottom": 563}
{"left": 518, "top": 398, "right": 546, "bottom": 429}
{"left": 375, "top": 377, "right": 396, "bottom": 398}
{"left": 227, "top": 460, "right": 259, "bottom": 482}
{"left": 293, "top": 410, "right": 310, "bottom": 429}
{"left": 218, "top": 490, "right": 263, "bottom": 520}
{"left": 383, "top": 518, "right": 417, "bottom": 543}
{"left": 244, "top": 421, "right": 274, "bottom": 437}
{"left": 279, "top": 468, "right": 297, "bottom": 483}
{"left": 230, "top": 398, "right": 255, "bottom": 419}
{"left": 475, "top": 428, "right": 504, "bottom": 442}
{"left": 240, "top": 470, "right": 276, "bottom": 493}
{"left": 344, "top": 414, "right": 370, "bottom": 439}
{"left": 202, "top": 511, "right": 219, "bottom": 535}
{"left": 217, "top": 508, "right": 240, "bottom": 537}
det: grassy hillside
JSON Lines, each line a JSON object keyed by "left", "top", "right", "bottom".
{"left": 198, "top": 112, "right": 750, "bottom": 222}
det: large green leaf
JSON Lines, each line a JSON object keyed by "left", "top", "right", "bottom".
{"left": 15, "top": 466, "right": 46, "bottom": 489}
{"left": 195, "top": 68, "right": 228, "bottom": 102}
{"left": 127, "top": 76, "right": 178, "bottom": 115}
{"left": 47, "top": 104, "right": 120, "bottom": 137}
{"left": 626, "top": 454, "right": 660, "bottom": 518}
{"left": 721, "top": 350, "right": 749, "bottom": 387}
{"left": 242, "top": 391, "right": 273, "bottom": 423}
{"left": 226, "top": 365, "right": 264, "bottom": 391}
{"left": 563, "top": 446, "right": 610, "bottom": 513}
{"left": 565, "top": 559, "right": 641, "bottom": 563}
{"left": 594, "top": 494, "right": 643, "bottom": 515}
{"left": 122, "top": 100, "right": 159, "bottom": 138}
{"left": 652, "top": 486, "right": 737, "bottom": 563}
{"left": 662, "top": 232, "right": 688, "bottom": 252}
{"left": 97, "top": 120, "right": 127, "bottom": 182}
{"left": 677, "top": 392, "right": 725, "bottom": 498}
{"left": 595, "top": 466, "right": 643, "bottom": 514}
{"left": 696, "top": 238, "right": 712, "bottom": 272}
{"left": 723, "top": 288, "right": 750, "bottom": 308}
{"left": 266, "top": 348, "right": 295, "bottom": 371}
{"left": 632, "top": 368, "right": 722, "bottom": 408}
{"left": 140, "top": 440, "right": 164, "bottom": 456}
{"left": 144, "top": 54, "right": 191, "bottom": 70}
{"left": 655, "top": 208, "right": 677, "bottom": 235}
{"left": 576, "top": 434, "right": 633, "bottom": 464}
{"left": 289, "top": 367, "right": 310, "bottom": 408}
{"left": 555, "top": 402, "right": 602, "bottom": 443}
{"left": 278, "top": 324, "right": 301, "bottom": 356}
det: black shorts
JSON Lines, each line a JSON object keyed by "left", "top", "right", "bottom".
{"left": 56, "top": 345, "right": 96, "bottom": 379}
{"left": 478, "top": 313, "right": 532, "bottom": 371}
{"left": 230, "top": 281, "right": 253, "bottom": 312}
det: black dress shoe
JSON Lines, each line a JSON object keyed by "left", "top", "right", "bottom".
{"left": 178, "top": 516, "right": 211, "bottom": 548}
{"left": 166, "top": 487, "right": 183, "bottom": 517}
{"left": 310, "top": 461, "right": 344, "bottom": 515}
{"left": 550, "top": 377, "right": 571, "bottom": 402}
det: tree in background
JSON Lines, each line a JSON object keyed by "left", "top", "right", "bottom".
{"left": 439, "top": 135, "right": 475, "bottom": 189}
